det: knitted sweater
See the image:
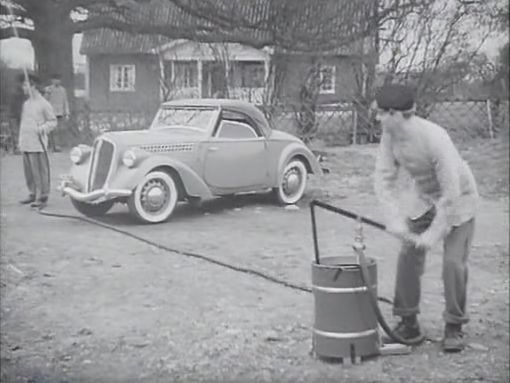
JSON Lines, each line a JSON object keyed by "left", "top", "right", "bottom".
{"left": 374, "top": 116, "right": 478, "bottom": 244}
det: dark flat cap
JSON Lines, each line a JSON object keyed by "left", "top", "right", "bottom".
{"left": 375, "top": 84, "right": 416, "bottom": 111}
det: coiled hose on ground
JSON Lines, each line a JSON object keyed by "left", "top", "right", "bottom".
{"left": 39, "top": 204, "right": 417, "bottom": 346}
{"left": 35, "top": 164, "right": 421, "bottom": 347}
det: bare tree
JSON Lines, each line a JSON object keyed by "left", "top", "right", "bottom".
{"left": 0, "top": 0, "right": 145, "bottom": 111}
{"left": 0, "top": 0, "right": 420, "bottom": 113}
{"left": 377, "top": 0, "right": 505, "bottom": 114}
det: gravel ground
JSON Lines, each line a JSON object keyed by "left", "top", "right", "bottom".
{"left": 1, "top": 141, "right": 508, "bottom": 383}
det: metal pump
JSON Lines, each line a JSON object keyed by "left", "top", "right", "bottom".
{"left": 310, "top": 200, "right": 414, "bottom": 364}
{"left": 311, "top": 204, "right": 380, "bottom": 363}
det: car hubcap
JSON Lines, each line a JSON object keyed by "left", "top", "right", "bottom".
{"left": 141, "top": 179, "right": 169, "bottom": 213}
{"left": 283, "top": 168, "right": 302, "bottom": 197}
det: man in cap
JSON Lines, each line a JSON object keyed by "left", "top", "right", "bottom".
{"left": 373, "top": 84, "right": 478, "bottom": 352}
{"left": 18, "top": 74, "right": 57, "bottom": 209}
{"left": 44, "top": 73, "right": 69, "bottom": 152}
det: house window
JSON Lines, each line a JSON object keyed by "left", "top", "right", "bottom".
{"left": 110, "top": 64, "right": 135, "bottom": 92}
{"left": 319, "top": 65, "right": 335, "bottom": 94}
{"left": 174, "top": 61, "right": 198, "bottom": 88}
{"left": 231, "top": 61, "right": 265, "bottom": 88}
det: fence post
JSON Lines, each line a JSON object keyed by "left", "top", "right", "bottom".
{"left": 486, "top": 99, "right": 494, "bottom": 139}
{"left": 352, "top": 106, "right": 358, "bottom": 145}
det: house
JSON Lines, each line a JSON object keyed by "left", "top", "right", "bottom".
{"left": 80, "top": 0, "right": 378, "bottom": 115}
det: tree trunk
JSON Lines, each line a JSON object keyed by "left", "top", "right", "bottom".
{"left": 353, "top": 58, "right": 378, "bottom": 144}
{"left": 31, "top": 3, "right": 75, "bottom": 114}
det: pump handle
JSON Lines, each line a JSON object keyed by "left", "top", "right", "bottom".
{"left": 311, "top": 200, "right": 386, "bottom": 230}
{"left": 310, "top": 200, "right": 387, "bottom": 265}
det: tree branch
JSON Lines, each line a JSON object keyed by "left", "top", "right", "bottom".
{"left": 60, "top": 0, "right": 143, "bottom": 13}
{"left": 0, "top": 4, "right": 27, "bottom": 17}
{"left": 73, "top": 4, "right": 379, "bottom": 53}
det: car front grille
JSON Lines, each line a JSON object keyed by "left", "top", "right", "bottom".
{"left": 88, "top": 139, "right": 115, "bottom": 191}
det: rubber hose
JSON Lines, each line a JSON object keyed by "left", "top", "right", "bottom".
{"left": 37, "top": 208, "right": 398, "bottom": 309}
{"left": 37, "top": 209, "right": 312, "bottom": 293}
{"left": 355, "top": 245, "right": 423, "bottom": 346}
{"left": 38, "top": 132, "right": 51, "bottom": 191}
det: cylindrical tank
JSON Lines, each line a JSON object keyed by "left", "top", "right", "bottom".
{"left": 312, "top": 255, "right": 379, "bottom": 360}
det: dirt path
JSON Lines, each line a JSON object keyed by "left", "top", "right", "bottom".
{"left": 1, "top": 145, "right": 508, "bottom": 383}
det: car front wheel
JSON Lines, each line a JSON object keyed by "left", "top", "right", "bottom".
{"left": 128, "top": 171, "right": 178, "bottom": 223}
{"left": 274, "top": 159, "right": 308, "bottom": 205}
{"left": 71, "top": 198, "right": 114, "bottom": 217}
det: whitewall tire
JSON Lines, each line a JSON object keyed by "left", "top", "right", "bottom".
{"left": 128, "top": 171, "right": 178, "bottom": 223}
{"left": 274, "top": 159, "right": 308, "bottom": 205}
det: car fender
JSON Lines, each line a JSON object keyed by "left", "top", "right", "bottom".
{"left": 111, "top": 156, "right": 213, "bottom": 199}
{"left": 277, "top": 143, "right": 323, "bottom": 182}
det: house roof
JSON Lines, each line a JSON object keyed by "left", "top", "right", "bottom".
{"left": 81, "top": 0, "right": 270, "bottom": 55}
{"left": 80, "top": 29, "right": 170, "bottom": 55}
{"left": 81, "top": 0, "right": 375, "bottom": 56}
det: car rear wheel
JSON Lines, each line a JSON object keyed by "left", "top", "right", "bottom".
{"left": 274, "top": 159, "right": 308, "bottom": 205}
{"left": 71, "top": 198, "right": 114, "bottom": 217}
{"left": 128, "top": 171, "right": 178, "bottom": 223}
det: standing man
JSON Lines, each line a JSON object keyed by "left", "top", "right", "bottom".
{"left": 373, "top": 84, "right": 478, "bottom": 352}
{"left": 18, "top": 74, "right": 57, "bottom": 209}
{"left": 44, "top": 73, "right": 69, "bottom": 152}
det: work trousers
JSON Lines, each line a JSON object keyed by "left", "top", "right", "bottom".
{"left": 22, "top": 152, "right": 50, "bottom": 201}
{"left": 393, "top": 210, "right": 475, "bottom": 325}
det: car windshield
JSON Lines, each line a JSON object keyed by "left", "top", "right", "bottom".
{"left": 150, "top": 107, "right": 217, "bottom": 133}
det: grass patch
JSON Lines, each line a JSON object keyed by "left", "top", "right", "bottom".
{"left": 315, "top": 139, "right": 508, "bottom": 202}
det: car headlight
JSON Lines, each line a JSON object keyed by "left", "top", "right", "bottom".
{"left": 122, "top": 150, "right": 137, "bottom": 168}
{"left": 70, "top": 145, "right": 91, "bottom": 165}
{"left": 70, "top": 146, "right": 83, "bottom": 164}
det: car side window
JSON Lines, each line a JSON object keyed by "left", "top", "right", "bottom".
{"left": 219, "top": 110, "right": 263, "bottom": 136}
{"left": 216, "top": 120, "right": 259, "bottom": 139}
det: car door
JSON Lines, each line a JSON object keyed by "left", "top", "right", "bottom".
{"left": 203, "top": 118, "right": 268, "bottom": 190}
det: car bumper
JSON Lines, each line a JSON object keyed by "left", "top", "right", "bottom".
{"left": 58, "top": 176, "right": 132, "bottom": 202}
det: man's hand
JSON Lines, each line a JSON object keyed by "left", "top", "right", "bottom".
{"left": 37, "top": 124, "right": 46, "bottom": 135}
{"left": 387, "top": 219, "right": 426, "bottom": 247}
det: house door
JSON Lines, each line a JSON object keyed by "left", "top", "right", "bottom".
{"left": 202, "top": 62, "right": 227, "bottom": 98}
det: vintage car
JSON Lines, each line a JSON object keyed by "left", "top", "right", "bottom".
{"left": 59, "top": 99, "right": 323, "bottom": 223}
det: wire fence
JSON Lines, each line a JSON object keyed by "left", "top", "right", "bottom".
{"left": 0, "top": 98, "right": 508, "bottom": 153}
{"left": 426, "top": 99, "right": 509, "bottom": 142}
{"left": 287, "top": 98, "right": 509, "bottom": 145}
{"left": 73, "top": 109, "right": 154, "bottom": 144}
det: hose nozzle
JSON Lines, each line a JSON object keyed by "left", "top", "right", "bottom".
{"left": 353, "top": 216, "right": 366, "bottom": 251}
